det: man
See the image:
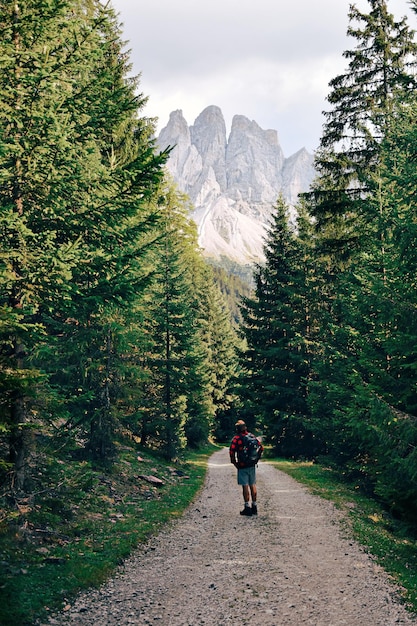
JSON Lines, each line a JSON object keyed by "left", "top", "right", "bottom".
{"left": 229, "top": 420, "right": 263, "bottom": 516}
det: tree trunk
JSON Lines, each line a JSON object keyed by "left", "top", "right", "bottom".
{"left": 9, "top": 342, "right": 29, "bottom": 492}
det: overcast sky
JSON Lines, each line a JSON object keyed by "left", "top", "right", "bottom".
{"left": 110, "top": 0, "right": 415, "bottom": 156}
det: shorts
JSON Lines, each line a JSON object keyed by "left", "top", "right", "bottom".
{"left": 237, "top": 465, "right": 256, "bottom": 486}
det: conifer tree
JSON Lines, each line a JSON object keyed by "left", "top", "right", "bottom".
{"left": 368, "top": 98, "right": 417, "bottom": 413}
{"left": 240, "top": 197, "right": 313, "bottom": 456}
{"left": 308, "top": 87, "right": 417, "bottom": 515}
{"left": 41, "top": 3, "right": 169, "bottom": 461}
{"left": 308, "top": 0, "right": 417, "bottom": 255}
{"left": 191, "top": 259, "right": 240, "bottom": 444}
{"left": 300, "top": 0, "right": 417, "bottom": 466}
{"left": 136, "top": 186, "right": 209, "bottom": 458}
{"left": 134, "top": 183, "right": 240, "bottom": 456}
{"left": 0, "top": 0, "right": 168, "bottom": 483}
{"left": 0, "top": 0, "right": 94, "bottom": 486}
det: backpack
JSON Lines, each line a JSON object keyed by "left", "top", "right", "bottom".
{"left": 238, "top": 433, "right": 261, "bottom": 466}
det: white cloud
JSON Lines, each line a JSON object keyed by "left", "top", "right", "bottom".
{"left": 111, "top": 0, "right": 416, "bottom": 155}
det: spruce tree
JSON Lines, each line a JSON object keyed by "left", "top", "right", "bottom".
{"left": 0, "top": 0, "right": 168, "bottom": 483}
{"left": 41, "top": 2, "right": 169, "bottom": 461}
{"left": 240, "top": 197, "right": 313, "bottom": 456}
{"left": 0, "top": 0, "right": 95, "bottom": 486}
{"left": 191, "top": 259, "right": 240, "bottom": 444}
{"left": 300, "top": 0, "right": 417, "bottom": 466}
{"left": 136, "top": 186, "right": 209, "bottom": 458}
{"left": 308, "top": 0, "right": 417, "bottom": 255}
{"left": 369, "top": 99, "right": 417, "bottom": 413}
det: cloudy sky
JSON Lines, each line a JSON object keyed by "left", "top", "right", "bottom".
{"left": 110, "top": 0, "right": 415, "bottom": 156}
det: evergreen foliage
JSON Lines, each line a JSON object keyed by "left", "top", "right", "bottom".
{"left": 239, "top": 197, "right": 317, "bottom": 457}
{"left": 127, "top": 184, "right": 239, "bottom": 459}
{"left": 0, "top": 2, "right": 238, "bottom": 492}
{"left": 307, "top": 0, "right": 417, "bottom": 257}
{"left": 3, "top": 0, "right": 417, "bottom": 589}
{"left": 238, "top": 1, "right": 417, "bottom": 523}
{"left": 209, "top": 262, "right": 253, "bottom": 325}
{"left": 299, "top": 1, "right": 417, "bottom": 521}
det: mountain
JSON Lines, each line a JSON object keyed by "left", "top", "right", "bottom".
{"left": 157, "top": 105, "right": 315, "bottom": 264}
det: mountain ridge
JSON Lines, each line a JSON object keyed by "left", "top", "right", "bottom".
{"left": 157, "top": 105, "right": 315, "bottom": 263}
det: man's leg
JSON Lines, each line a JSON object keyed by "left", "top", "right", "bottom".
{"left": 250, "top": 484, "right": 258, "bottom": 514}
{"left": 242, "top": 484, "right": 250, "bottom": 503}
{"left": 240, "top": 484, "right": 252, "bottom": 515}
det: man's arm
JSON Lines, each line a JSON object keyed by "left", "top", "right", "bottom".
{"left": 229, "top": 437, "right": 239, "bottom": 467}
{"left": 257, "top": 438, "right": 264, "bottom": 461}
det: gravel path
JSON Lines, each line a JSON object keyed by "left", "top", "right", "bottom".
{"left": 45, "top": 448, "right": 416, "bottom": 625}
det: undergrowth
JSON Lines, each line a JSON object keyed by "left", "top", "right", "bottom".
{"left": 0, "top": 440, "right": 215, "bottom": 626}
{"left": 271, "top": 458, "right": 417, "bottom": 617}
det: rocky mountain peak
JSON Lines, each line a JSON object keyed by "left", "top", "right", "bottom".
{"left": 230, "top": 114, "right": 280, "bottom": 147}
{"left": 190, "top": 106, "right": 227, "bottom": 192}
{"left": 158, "top": 105, "right": 315, "bottom": 264}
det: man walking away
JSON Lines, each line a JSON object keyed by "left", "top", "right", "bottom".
{"left": 229, "top": 420, "right": 263, "bottom": 516}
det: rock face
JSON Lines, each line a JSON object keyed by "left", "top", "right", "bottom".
{"left": 157, "top": 105, "right": 315, "bottom": 264}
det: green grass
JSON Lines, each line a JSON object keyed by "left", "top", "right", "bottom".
{"left": 0, "top": 442, "right": 216, "bottom": 626}
{"left": 270, "top": 458, "right": 417, "bottom": 616}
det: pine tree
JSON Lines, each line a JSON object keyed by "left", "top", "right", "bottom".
{"left": 240, "top": 197, "right": 313, "bottom": 456}
{"left": 191, "top": 259, "right": 240, "bottom": 444}
{"left": 0, "top": 0, "right": 168, "bottom": 484}
{"left": 299, "top": 0, "right": 417, "bottom": 467}
{"left": 308, "top": 0, "right": 417, "bottom": 256}
{"left": 135, "top": 186, "right": 209, "bottom": 458}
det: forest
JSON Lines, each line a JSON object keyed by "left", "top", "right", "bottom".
{"left": 2, "top": 0, "right": 417, "bottom": 574}
{"left": 239, "top": 0, "right": 417, "bottom": 524}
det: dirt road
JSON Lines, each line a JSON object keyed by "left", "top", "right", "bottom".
{"left": 44, "top": 448, "right": 416, "bottom": 625}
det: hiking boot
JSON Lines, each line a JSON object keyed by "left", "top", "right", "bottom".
{"left": 240, "top": 506, "right": 252, "bottom": 516}
{"left": 251, "top": 503, "right": 258, "bottom": 515}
